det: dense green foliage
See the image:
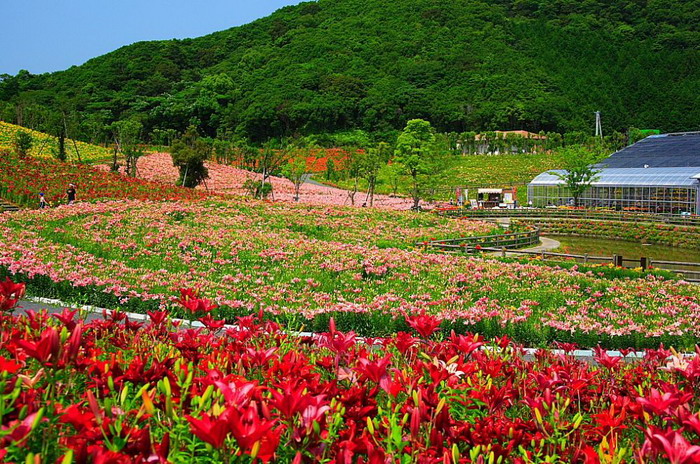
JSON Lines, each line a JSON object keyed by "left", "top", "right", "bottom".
{"left": 170, "top": 127, "right": 211, "bottom": 187}
{"left": 550, "top": 146, "right": 603, "bottom": 206}
{"left": 393, "top": 119, "right": 443, "bottom": 208}
{"left": 1, "top": 0, "right": 698, "bottom": 143}
{"left": 12, "top": 130, "right": 32, "bottom": 157}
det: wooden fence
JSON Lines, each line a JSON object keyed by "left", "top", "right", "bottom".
{"left": 465, "top": 247, "right": 700, "bottom": 283}
{"left": 424, "top": 227, "right": 540, "bottom": 253}
{"left": 437, "top": 207, "right": 700, "bottom": 227}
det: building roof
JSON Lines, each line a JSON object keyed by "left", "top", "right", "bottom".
{"left": 596, "top": 132, "right": 700, "bottom": 168}
{"left": 530, "top": 167, "right": 700, "bottom": 188}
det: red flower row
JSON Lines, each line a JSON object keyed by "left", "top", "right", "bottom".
{"left": 0, "top": 279, "right": 699, "bottom": 463}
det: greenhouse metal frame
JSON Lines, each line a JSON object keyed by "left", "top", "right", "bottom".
{"left": 528, "top": 167, "right": 700, "bottom": 214}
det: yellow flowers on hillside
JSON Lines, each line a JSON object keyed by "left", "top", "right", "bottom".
{"left": 0, "top": 121, "right": 113, "bottom": 163}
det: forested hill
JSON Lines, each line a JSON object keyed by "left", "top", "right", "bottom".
{"left": 1, "top": 0, "right": 699, "bottom": 142}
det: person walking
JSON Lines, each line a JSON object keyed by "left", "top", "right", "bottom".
{"left": 66, "top": 184, "right": 77, "bottom": 205}
{"left": 39, "top": 192, "right": 47, "bottom": 209}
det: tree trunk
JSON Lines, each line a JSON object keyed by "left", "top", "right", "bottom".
{"left": 182, "top": 165, "right": 189, "bottom": 187}
{"left": 350, "top": 177, "right": 359, "bottom": 206}
{"left": 58, "top": 130, "right": 66, "bottom": 161}
{"left": 412, "top": 175, "right": 420, "bottom": 210}
{"left": 112, "top": 144, "right": 119, "bottom": 171}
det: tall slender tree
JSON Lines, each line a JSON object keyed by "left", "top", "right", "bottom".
{"left": 393, "top": 119, "right": 439, "bottom": 210}
{"left": 281, "top": 149, "right": 308, "bottom": 202}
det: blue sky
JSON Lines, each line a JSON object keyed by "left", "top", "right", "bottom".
{"left": 1, "top": 0, "right": 301, "bottom": 75}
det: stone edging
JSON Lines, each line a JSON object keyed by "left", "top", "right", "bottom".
{"left": 24, "top": 297, "right": 696, "bottom": 361}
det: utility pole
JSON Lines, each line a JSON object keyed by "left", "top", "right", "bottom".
{"left": 594, "top": 111, "right": 603, "bottom": 139}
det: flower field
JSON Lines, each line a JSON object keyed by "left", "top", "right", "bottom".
{"left": 2, "top": 200, "right": 700, "bottom": 349}
{"left": 2, "top": 282, "right": 700, "bottom": 463}
{"left": 99, "top": 152, "right": 416, "bottom": 209}
{"left": 0, "top": 121, "right": 113, "bottom": 164}
{"left": 0, "top": 151, "right": 208, "bottom": 208}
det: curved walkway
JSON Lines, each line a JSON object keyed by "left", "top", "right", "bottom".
{"left": 522, "top": 236, "right": 560, "bottom": 253}
{"left": 484, "top": 236, "right": 560, "bottom": 257}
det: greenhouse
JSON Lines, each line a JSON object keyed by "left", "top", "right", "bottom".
{"left": 528, "top": 132, "right": 700, "bottom": 214}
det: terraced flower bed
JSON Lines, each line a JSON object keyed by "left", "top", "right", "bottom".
{"left": 1, "top": 200, "right": 699, "bottom": 349}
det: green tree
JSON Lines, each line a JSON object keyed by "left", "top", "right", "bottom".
{"left": 393, "top": 119, "right": 438, "bottom": 210}
{"left": 171, "top": 126, "right": 211, "bottom": 188}
{"left": 345, "top": 150, "right": 365, "bottom": 206}
{"left": 325, "top": 158, "right": 336, "bottom": 182}
{"left": 112, "top": 119, "right": 143, "bottom": 177}
{"left": 242, "top": 178, "right": 272, "bottom": 199}
{"left": 256, "top": 140, "right": 289, "bottom": 200}
{"left": 361, "top": 142, "right": 391, "bottom": 207}
{"left": 281, "top": 151, "right": 308, "bottom": 202}
{"left": 13, "top": 131, "right": 33, "bottom": 158}
{"left": 550, "top": 146, "right": 602, "bottom": 207}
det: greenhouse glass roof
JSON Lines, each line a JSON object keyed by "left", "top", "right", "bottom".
{"left": 530, "top": 167, "right": 700, "bottom": 187}
{"left": 596, "top": 132, "right": 700, "bottom": 168}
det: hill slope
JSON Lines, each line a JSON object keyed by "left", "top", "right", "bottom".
{"left": 1, "top": 0, "right": 699, "bottom": 141}
{"left": 0, "top": 121, "right": 112, "bottom": 163}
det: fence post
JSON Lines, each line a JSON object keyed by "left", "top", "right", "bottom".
{"left": 613, "top": 254, "right": 623, "bottom": 267}
{"left": 640, "top": 256, "right": 649, "bottom": 270}
{"left": 501, "top": 247, "right": 506, "bottom": 258}
{"left": 584, "top": 253, "right": 588, "bottom": 264}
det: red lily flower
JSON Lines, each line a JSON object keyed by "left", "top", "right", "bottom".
{"left": 270, "top": 381, "right": 314, "bottom": 419}
{"left": 391, "top": 331, "right": 418, "bottom": 354}
{"left": 594, "top": 347, "right": 622, "bottom": 369}
{"left": 199, "top": 314, "right": 226, "bottom": 330}
{"left": 449, "top": 331, "right": 484, "bottom": 357}
{"left": 17, "top": 327, "right": 60, "bottom": 365}
{"left": 186, "top": 413, "right": 229, "bottom": 448}
{"left": 178, "top": 287, "right": 218, "bottom": 314}
{"left": 52, "top": 308, "right": 78, "bottom": 330}
{"left": 684, "top": 413, "right": 700, "bottom": 436}
{"left": 59, "top": 404, "right": 97, "bottom": 432}
{"left": 300, "top": 396, "right": 330, "bottom": 430}
{"left": 225, "top": 405, "right": 280, "bottom": 461}
{"left": 355, "top": 354, "right": 392, "bottom": 383}
{"left": 591, "top": 405, "right": 627, "bottom": 436}
{"left": 320, "top": 319, "right": 357, "bottom": 353}
{"left": 147, "top": 310, "right": 170, "bottom": 326}
{"left": 637, "top": 388, "right": 689, "bottom": 416}
{"left": 216, "top": 380, "right": 257, "bottom": 408}
{"left": 406, "top": 314, "right": 442, "bottom": 338}
{"left": 647, "top": 430, "right": 700, "bottom": 464}
{"left": 0, "top": 355, "right": 21, "bottom": 374}
{"left": 0, "top": 277, "right": 25, "bottom": 311}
